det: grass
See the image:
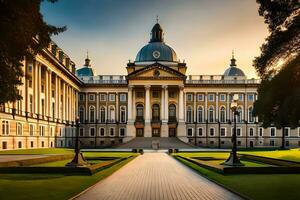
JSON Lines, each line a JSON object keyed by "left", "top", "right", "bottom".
{"left": 239, "top": 148, "right": 300, "bottom": 162}
{"left": 206, "top": 159, "right": 273, "bottom": 167}
{"left": 0, "top": 154, "right": 137, "bottom": 200}
{"left": 176, "top": 156, "right": 300, "bottom": 200}
{"left": 0, "top": 148, "right": 74, "bottom": 155}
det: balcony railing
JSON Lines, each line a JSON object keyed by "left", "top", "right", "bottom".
{"left": 82, "top": 79, "right": 127, "bottom": 84}
{"left": 185, "top": 79, "right": 260, "bottom": 84}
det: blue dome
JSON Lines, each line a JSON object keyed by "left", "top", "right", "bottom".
{"left": 135, "top": 42, "right": 178, "bottom": 62}
{"left": 76, "top": 66, "right": 94, "bottom": 77}
{"left": 224, "top": 66, "right": 245, "bottom": 76}
{"left": 223, "top": 56, "right": 245, "bottom": 76}
{"left": 135, "top": 23, "right": 178, "bottom": 63}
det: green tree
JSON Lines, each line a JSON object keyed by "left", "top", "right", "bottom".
{"left": 253, "top": 0, "right": 300, "bottom": 149}
{"left": 0, "top": 0, "right": 65, "bottom": 104}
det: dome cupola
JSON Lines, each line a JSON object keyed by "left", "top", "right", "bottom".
{"left": 224, "top": 52, "right": 245, "bottom": 77}
{"left": 76, "top": 51, "right": 95, "bottom": 77}
{"left": 135, "top": 20, "right": 178, "bottom": 63}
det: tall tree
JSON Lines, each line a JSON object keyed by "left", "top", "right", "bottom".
{"left": 253, "top": 0, "right": 300, "bottom": 148}
{"left": 0, "top": 0, "right": 65, "bottom": 104}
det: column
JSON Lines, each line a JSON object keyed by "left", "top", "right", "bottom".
{"left": 216, "top": 92, "right": 219, "bottom": 121}
{"left": 125, "top": 85, "right": 135, "bottom": 141}
{"left": 57, "top": 77, "right": 61, "bottom": 121}
{"left": 227, "top": 93, "right": 230, "bottom": 121}
{"left": 144, "top": 85, "right": 151, "bottom": 137}
{"left": 145, "top": 85, "right": 151, "bottom": 123}
{"left": 164, "top": 86, "right": 168, "bottom": 122}
{"left": 160, "top": 86, "right": 165, "bottom": 121}
{"left": 127, "top": 86, "right": 133, "bottom": 121}
{"left": 205, "top": 92, "right": 208, "bottom": 121}
{"left": 116, "top": 93, "right": 119, "bottom": 122}
{"left": 96, "top": 92, "right": 99, "bottom": 122}
{"left": 178, "top": 85, "right": 184, "bottom": 122}
{"left": 48, "top": 69, "right": 52, "bottom": 119}
{"left": 193, "top": 92, "right": 197, "bottom": 123}
{"left": 132, "top": 88, "right": 136, "bottom": 120}
{"left": 177, "top": 85, "right": 187, "bottom": 141}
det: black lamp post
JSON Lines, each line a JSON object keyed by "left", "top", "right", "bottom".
{"left": 224, "top": 94, "right": 244, "bottom": 166}
{"left": 66, "top": 116, "right": 89, "bottom": 167}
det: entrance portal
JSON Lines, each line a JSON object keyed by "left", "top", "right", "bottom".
{"left": 152, "top": 128, "right": 160, "bottom": 137}
{"left": 136, "top": 128, "right": 144, "bottom": 137}
{"left": 169, "top": 128, "right": 176, "bottom": 137}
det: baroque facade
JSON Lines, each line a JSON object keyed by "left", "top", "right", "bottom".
{"left": 1, "top": 22, "right": 300, "bottom": 150}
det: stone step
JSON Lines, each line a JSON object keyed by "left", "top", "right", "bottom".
{"left": 117, "top": 137, "right": 195, "bottom": 149}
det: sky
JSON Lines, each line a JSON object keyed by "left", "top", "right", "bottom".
{"left": 41, "top": 0, "right": 269, "bottom": 78}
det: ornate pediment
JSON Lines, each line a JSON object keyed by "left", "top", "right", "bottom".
{"left": 126, "top": 63, "right": 186, "bottom": 80}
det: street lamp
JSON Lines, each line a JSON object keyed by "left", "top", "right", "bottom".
{"left": 66, "top": 116, "right": 89, "bottom": 167}
{"left": 224, "top": 94, "right": 244, "bottom": 166}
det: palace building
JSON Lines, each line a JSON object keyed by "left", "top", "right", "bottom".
{"left": 1, "top": 22, "right": 300, "bottom": 150}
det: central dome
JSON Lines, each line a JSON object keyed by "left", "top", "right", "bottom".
{"left": 135, "top": 23, "right": 178, "bottom": 62}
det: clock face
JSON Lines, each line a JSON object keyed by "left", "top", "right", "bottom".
{"left": 152, "top": 51, "right": 160, "bottom": 59}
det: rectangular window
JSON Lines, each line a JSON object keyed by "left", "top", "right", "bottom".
{"left": 237, "top": 128, "right": 242, "bottom": 136}
{"left": 100, "top": 128, "right": 105, "bottom": 136}
{"left": 90, "top": 128, "right": 95, "bottom": 137}
{"left": 89, "top": 94, "right": 95, "bottom": 101}
{"left": 208, "top": 94, "right": 214, "bottom": 102}
{"left": 248, "top": 94, "right": 254, "bottom": 102}
{"left": 2, "top": 141, "right": 7, "bottom": 149}
{"left": 238, "top": 94, "right": 243, "bottom": 101}
{"left": 79, "top": 128, "right": 84, "bottom": 137}
{"left": 187, "top": 128, "right": 193, "bottom": 136}
{"left": 169, "top": 91, "right": 176, "bottom": 98}
{"left": 187, "top": 94, "right": 193, "bottom": 102}
{"left": 249, "top": 128, "right": 254, "bottom": 137}
{"left": 270, "top": 140, "right": 275, "bottom": 146}
{"left": 39, "top": 126, "right": 45, "bottom": 136}
{"left": 270, "top": 127, "right": 276, "bottom": 137}
{"left": 120, "top": 94, "right": 126, "bottom": 102}
{"left": 18, "top": 141, "right": 22, "bottom": 149}
{"left": 259, "top": 128, "right": 263, "bottom": 137}
{"left": 220, "top": 94, "right": 226, "bottom": 101}
{"left": 197, "top": 94, "right": 204, "bottom": 101}
{"left": 152, "top": 91, "right": 159, "bottom": 98}
{"left": 220, "top": 128, "right": 226, "bottom": 136}
{"left": 136, "top": 91, "right": 144, "bottom": 98}
{"left": 285, "top": 140, "right": 289, "bottom": 146}
{"left": 198, "top": 128, "right": 203, "bottom": 136}
{"left": 79, "top": 94, "right": 84, "bottom": 101}
{"left": 209, "top": 128, "right": 215, "bottom": 136}
{"left": 110, "top": 128, "right": 115, "bottom": 136}
{"left": 16, "top": 122, "right": 22, "bottom": 136}
{"left": 284, "top": 127, "right": 290, "bottom": 137}
{"left": 2, "top": 120, "right": 9, "bottom": 135}
{"left": 100, "top": 94, "right": 107, "bottom": 101}
{"left": 120, "top": 128, "right": 125, "bottom": 137}
{"left": 109, "top": 94, "right": 115, "bottom": 101}
{"left": 29, "top": 124, "right": 34, "bottom": 136}
{"left": 28, "top": 77, "right": 33, "bottom": 88}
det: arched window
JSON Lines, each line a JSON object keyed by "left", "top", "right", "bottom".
{"left": 197, "top": 106, "right": 203, "bottom": 123}
{"left": 120, "top": 106, "right": 126, "bottom": 123}
{"left": 220, "top": 107, "right": 226, "bottom": 123}
{"left": 169, "top": 104, "right": 176, "bottom": 120}
{"left": 186, "top": 106, "right": 193, "bottom": 123}
{"left": 79, "top": 106, "right": 85, "bottom": 123}
{"left": 108, "top": 106, "right": 115, "bottom": 122}
{"left": 152, "top": 104, "right": 160, "bottom": 120}
{"left": 100, "top": 106, "right": 106, "bottom": 123}
{"left": 89, "top": 106, "right": 95, "bottom": 123}
{"left": 208, "top": 106, "right": 214, "bottom": 123}
{"left": 136, "top": 104, "right": 144, "bottom": 120}
{"left": 248, "top": 107, "right": 254, "bottom": 123}
{"left": 236, "top": 107, "right": 243, "bottom": 123}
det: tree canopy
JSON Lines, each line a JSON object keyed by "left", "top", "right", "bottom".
{"left": 253, "top": 0, "right": 300, "bottom": 129}
{"left": 0, "top": 0, "right": 65, "bottom": 104}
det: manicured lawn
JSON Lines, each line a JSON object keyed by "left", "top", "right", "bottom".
{"left": 0, "top": 148, "right": 74, "bottom": 155}
{"left": 240, "top": 148, "right": 300, "bottom": 162}
{"left": 0, "top": 155, "right": 137, "bottom": 200}
{"left": 176, "top": 155, "right": 300, "bottom": 200}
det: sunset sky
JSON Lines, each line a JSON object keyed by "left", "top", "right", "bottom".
{"left": 41, "top": 0, "right": 269, "bottom": 78}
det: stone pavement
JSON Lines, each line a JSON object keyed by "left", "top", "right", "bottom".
{"left": 75, "top": 153, "right": 242, "bottom": 200}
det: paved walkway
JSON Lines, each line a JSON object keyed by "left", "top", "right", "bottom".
{"left": 75, "top": 153, "right": 242, "bottom": 200}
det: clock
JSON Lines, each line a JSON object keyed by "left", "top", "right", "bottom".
{"left": 152, "top": 50, "right": 160, "bottom": 59}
